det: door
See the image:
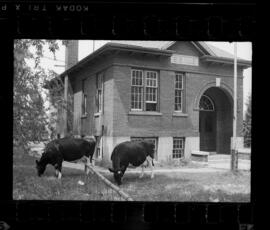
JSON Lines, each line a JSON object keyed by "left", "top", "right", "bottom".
{"left": 199, "top": 111, "right": 216, "bottom": 151}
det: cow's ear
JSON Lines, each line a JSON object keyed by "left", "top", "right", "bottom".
{"left": 108, "top": 168, "right": 115, "bottom": 173}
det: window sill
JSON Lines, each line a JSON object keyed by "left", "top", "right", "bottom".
{"left": 94, "top": 112, "right": 101, "bottom": 117}
{"left": 172, "top": 112, "right": 188, "bottom": 117}
{"left": 129, "top": 111, "right": 163, "bottom": 116}
{"left": 81, "top": 114, "right": 88, "bottom": 119}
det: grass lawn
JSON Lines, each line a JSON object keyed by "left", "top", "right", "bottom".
{"left": 13, "top": 146, "right": 113, "bottom": 200}
{"left": 102, "top": 170, "right": 250, "bottom": 202}
{"left": 13, "top": 146, "right": 250, "bottom": 202}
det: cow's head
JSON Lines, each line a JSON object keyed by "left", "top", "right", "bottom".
{"left": 108, "top": 168, "right": 124, "bottom": 185}
{"left": 143, "top": 141, "right": 155, "bottom": 159}
{"left": 35, "top": 159, "right": 46, "bottom": 177}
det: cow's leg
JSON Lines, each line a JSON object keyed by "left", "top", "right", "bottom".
{"left": 121, "top": 166, "right": 128, "bottom": 183}
{"left": 55, "top": 164, "right": 62, "bottom": 179}
{"left": 149, "top": 157, "right": 154, "bottom": 179}
{"left": 55, "top": 169, "right": 62, "bottom": 179}
{"left": 54, "top": 158, "right": 63, "bottom": 179}
{"left": 91, "top": 157, "right": 95, "bottom": 167}
{"left": 139, "top": 165, "right": 145, "bottom": 178}
{"left": 84, "top": 156, "right": 92, "bottom": 175}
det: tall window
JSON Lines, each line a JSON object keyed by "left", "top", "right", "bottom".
{"left": 95, "top": 73, "right": 103, "bottom": 113}
{"left": 172, "top": 137, "right": 185, "bottom": 159}
{"left": 131, "top": 69, "right": 158, "bottom": 112}
{"left": 175, "top": 73, "right": 184, "bottom": 112}
{"left": 145, "top": 71, "right": 158, "bottom": 111}
{"left": 131, "top": 137, "right": 158, "bottom": 159}
{"left": 131, "top": 70, "right": 143, "bottom": 110}
{"left": 82, "top": 79, "right": 87, "bottom": 116}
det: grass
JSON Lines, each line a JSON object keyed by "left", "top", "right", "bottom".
{"left": 102, "top": 170, "right": 250, "bottom": 202}
{"left": 13, "top": 146, "right": 108, "bottom": 200}
{"left": 13, "top": 146, "right": 250, "bottom": 202}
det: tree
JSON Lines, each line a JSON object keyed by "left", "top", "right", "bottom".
{"left": 243, "top": 93, "right": 252, "bottom": 148}
{"left": 13, "top": 39, "right": 63, "bottom": 152}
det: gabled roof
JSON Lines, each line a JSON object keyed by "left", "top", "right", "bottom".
{"left": 56, "top": 41, "right": 251, "bottom": 80}
{"left": 111, "top": 41, "right": 250, "bottom": 62}
{"left": 57, "top": 42, "right": 174, "bottom": 78}
{"left": 162, "top": 41, "right": 243, "bottom": 60}
{"left": 109, "top": 40, "right": 170, "bottom": 50}
{"left": 109, "top": 41, "right": 251, "bottom": 67}
{"left": 201, "top": 43, "right": 235, "bottom": 59}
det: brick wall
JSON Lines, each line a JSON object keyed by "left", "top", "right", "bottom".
{"left": 111, "top": 52, "right": 244, "bottom": 139}
{"left": 69, "top": 42, "right": 245, "bottom": 158}
{"left": 70, "top": 54, "right": 115, "bottom": 136}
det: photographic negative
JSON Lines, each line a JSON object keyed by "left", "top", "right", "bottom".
{"left": 13, "top": 40, "right": 252, "bottom": 202}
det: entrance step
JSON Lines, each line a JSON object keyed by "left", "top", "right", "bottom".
{"left": 191, "top": 150, "right": 209, "bottom": 162}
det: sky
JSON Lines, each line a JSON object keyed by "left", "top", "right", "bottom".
{"left": 39, "top": 40, "right": 252, "bottom": 116}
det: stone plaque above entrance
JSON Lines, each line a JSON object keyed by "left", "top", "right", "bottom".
{"left": 170, "top": 54, "right": 199, "bottom": 66}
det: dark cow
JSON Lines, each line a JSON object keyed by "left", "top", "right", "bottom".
{"left": 35, "top": 137, "right": 96, "bottom": 178}
{"left": 109, "top": 140, "right": 155, "bottom": 185}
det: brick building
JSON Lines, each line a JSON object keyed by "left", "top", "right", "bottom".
{"left": 48, "top": 41, "right": 251, "bottom": 164}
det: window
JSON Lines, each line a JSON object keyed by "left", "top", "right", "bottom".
{"left": 131, "top": 70, "right": 143, "bottom": 110}
{"left": 82, "top": 79, "right": 87, "bottom": 116}
{"left": 95, "top": 73, "right": 103, "bottom": 113}
{"left": 172, "top": 137, "right": 185, "bottom": 159}
{"left": 145, "top": 71, "right": 158, "bottom": 111}
{"left": 199, "top": 95, "right": 215, "bottom": 111}
{"left": 131, "top": 69, "right": 158, "bottom": 112}
{"left": 131, "top": 137, "right": 158, "bottom": 160}
{"left": 175, "top": 73, "right": 184, "bottom": 112}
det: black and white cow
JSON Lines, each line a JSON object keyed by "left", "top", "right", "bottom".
{"left": 35, "top": 137, "right": 96, "bottom": 178}
{"left": 109, "top": 140, "right": 155, "bottom": 185}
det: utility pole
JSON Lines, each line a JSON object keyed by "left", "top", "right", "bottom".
{"left": 231, "top": 42, "right": 238, "bottom": 172}
{"left": 63, "top": 75, "right": 68, "bottom": 137}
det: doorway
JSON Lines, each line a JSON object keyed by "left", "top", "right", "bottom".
{"left": 199, "top": 88, "right": 233, "bottom": 154}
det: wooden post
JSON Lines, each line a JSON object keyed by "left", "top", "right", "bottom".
{"left": 231, "top": 42, "right": 238, "bottom": 172}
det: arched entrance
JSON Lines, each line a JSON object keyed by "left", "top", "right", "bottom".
{"left": 199, "top": 87, "right": 233, "bottom": 154}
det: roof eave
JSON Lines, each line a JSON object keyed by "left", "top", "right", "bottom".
{"left": 200, "top": 55, "right": 252, "bottom": 68}
{"left": 58, "top": 43, "right": 174, "bottom": 78}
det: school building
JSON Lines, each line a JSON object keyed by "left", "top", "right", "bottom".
{"left": 46, "top": 41, "right": 251, "bottom": 164}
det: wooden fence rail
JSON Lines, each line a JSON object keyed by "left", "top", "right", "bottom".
{"left": 86, "top": 164, "right": 134, "bottom": 201}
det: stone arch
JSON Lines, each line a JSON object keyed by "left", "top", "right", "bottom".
{"left": 194, "top": 81, "right": 233, "bottom": 110}
{"left": 196, "top": 81, "right": 234, "bottom": 154}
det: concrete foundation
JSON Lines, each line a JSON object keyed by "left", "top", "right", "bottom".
{"left": 185, "top": 137, "right": 200, "bottom": 159}
{"left": 230, "top": 137, "right": 244, "bottom": 150}
{"left": 191, "top": 150, "right": 209, "bottom": 162}
{"left": 100, "top": 136, "right": 200, "bottom": 163}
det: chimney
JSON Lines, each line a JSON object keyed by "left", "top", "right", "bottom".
{"left": 65, "top": 40, "right": 79, "bottom": 70}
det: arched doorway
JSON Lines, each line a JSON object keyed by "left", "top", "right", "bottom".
{"left": 199, "top": 95, "right": 216, "bottom": 152}
{"left": 199, "top": 87, "right": 233, "bottom": 154}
